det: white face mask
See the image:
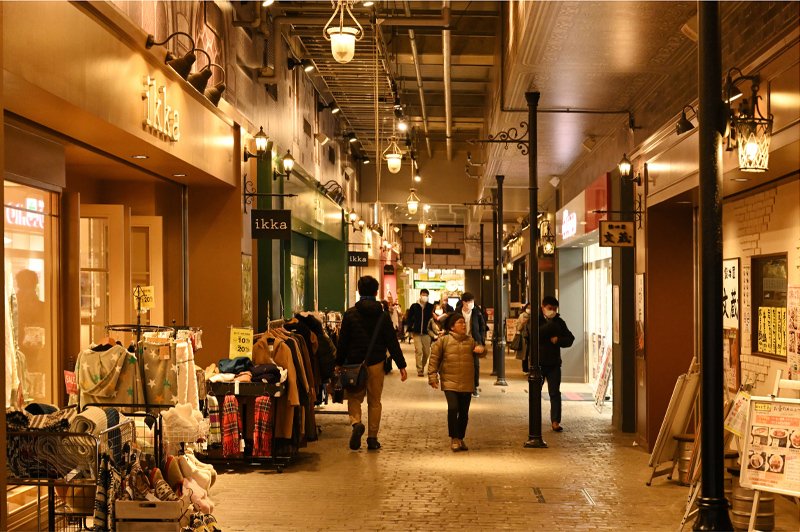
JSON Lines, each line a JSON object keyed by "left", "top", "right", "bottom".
{"left": 434, "top": 309, "right": 444, "bottom": 316}
{"left": 420, "top": 295, "right": 428, "bottom": 303}
{"left": 543, "top": 308, "right": 556, "bottom": 319}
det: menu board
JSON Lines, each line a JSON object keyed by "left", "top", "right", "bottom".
{"left": 740, "top": 396, "right": 800, "bottom": 497}
{"left": 758, "top": 306, "right": 788, "bottom": 358}
{"left": 788, "top": 286, "right": 800, "bottom": 377}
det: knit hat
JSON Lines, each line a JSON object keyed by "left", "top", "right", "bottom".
{"left": 444, "top": 312, "right": 464, "bottom": 332}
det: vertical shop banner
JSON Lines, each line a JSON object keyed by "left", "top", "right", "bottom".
{"left": 740, "top": 397, "right": 800, "bottom": 498}
{"left": 635, "top": 274, "right": 645, "bottom": 358}
{"left": 612, "top": 285, "right": 620, "bottom": 343}
{"left": 723, "top": 258, "right": 740, "bottom": 329}
{"left": 742, "top": 265, "right": 752, "bottom": 353}
{"left": 241, "top": 254, "right": 253, "bottom": 328}
{"left": 788, "top": 286, "right": 800, "bottom": 378}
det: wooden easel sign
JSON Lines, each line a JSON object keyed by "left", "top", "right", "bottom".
{"left": 739, "top": 396, "right": 800, "bottom": 498}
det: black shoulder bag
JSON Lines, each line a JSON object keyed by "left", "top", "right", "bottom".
{"left": 340, "top": 313, "right": 386, "bottom": 393}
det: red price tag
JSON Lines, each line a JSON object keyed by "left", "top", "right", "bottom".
{"left": 64, "top": 370, "right": 78, "bottom": 395}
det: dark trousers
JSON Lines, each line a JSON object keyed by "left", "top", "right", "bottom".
{"left": 444, "top": 390, "right": 472, "bottom": 439}
{"left": 541, "top": 365, "right": 562, "bottom": 423}
{"left": 473, "top": 354, "right": 480, "bottom": 388}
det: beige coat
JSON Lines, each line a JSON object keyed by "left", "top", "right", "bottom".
{"left": 427, "top": 332, "right": 476, "bottom": 393}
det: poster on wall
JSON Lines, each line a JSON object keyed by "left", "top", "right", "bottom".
{"left": 788, "top": 286, "right": 800, "bottom": 378}
{"left": 740, "top": 396, "right": 800, "bottom": 497}
{"left": 635, "top": 274, "right": 645, "bottom": 358}
{"left": 742, "top": 265, "right": 752, "bottom": 353}
{"left": 724, "top": 329, "right": 741, "bottom": 395}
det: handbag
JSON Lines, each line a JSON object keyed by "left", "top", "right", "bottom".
{"left": 509, "top": 332, "right": 523, "bottom": 351}
{"left": 340, "top": 313, "right": 386, "bottom": 393}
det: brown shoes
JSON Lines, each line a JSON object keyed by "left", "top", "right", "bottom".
{"left": 552, "top": 422, "right": 564, "bottom": 432}
{"left": 451, "top": 438, "right": 461, "bottom": 452}
{"left": 459, "top": 439, "right": 469, "bottom": 451}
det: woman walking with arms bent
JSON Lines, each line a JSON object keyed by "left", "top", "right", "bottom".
{"left": 427, "top": 313, "right": 485, "bottom": 452}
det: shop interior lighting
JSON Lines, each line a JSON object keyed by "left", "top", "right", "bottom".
{"left": 131, "top": 154, "right": 149, "bottom": 159}
{"left": 424, "top": 232, "right": 433, "bottom": 247}
{"left": 418, "top": 221, "right": 427, "bottom": 234}
{"left": 262, "top": 0, "right": 275, "bottom": 6}
{"left": 675, "top": 104, "right": 697, "bottom": 135}
{"left": 414, "top": 174, "right": 422, "bottom": 183}
{"left": 382, "top": 135, "right": 404, "bottom": 174}
{"left": 406, "top": 188, "right": 420, "bottom": 215}
{"left": 243, "top": 127, "right": 269, "bottom": 162}
{"left": 725, "top": 67, "right": 773, "bottom": 172}
{"left": 145, "top": 32, "right": 197, "bottom": 80}
{"left": 323, "top": 0, "right": 364, "bottom": 64}
{"left": 288, "top": 57, "right": 315, "bottom": 72}
{"left": 423, "top": 204, "right": 431, "bottom": 212}
{"left": 397, "top": 118, "right": 409, "bottom": 132}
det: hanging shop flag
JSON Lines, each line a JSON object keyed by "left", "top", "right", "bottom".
{"left": 229, "top": 327, "right": 254, "bottom": 359}
{"left": 348, "top": 251, "right": 369, "bottom": 266}
{"left": 788, "top": 286, "right": 800, "bottom": 378}
{"left": 251, "top": 210, "right": 291, "bottom": 239}
{"left": 598, "top": 220, "right": 635, "bottom": 247}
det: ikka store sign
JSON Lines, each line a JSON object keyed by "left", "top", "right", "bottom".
{"left": 251, "top": 210, "right": 291, "bottom": 240}
{"left": 143, "top": 75, "right": 180, "bottom": 142}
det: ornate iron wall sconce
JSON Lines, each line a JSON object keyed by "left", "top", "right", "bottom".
{"left": 243, "top": 127, "right": 269, "bottom": 162}
{"left": 618, "top": 155, "right": 649, "bottom": 186}
{"left": 538, "top": 220, "right": 556, "bottom": 256}
{"left": 724, "top": 67, "right": 773, "bottom": 172}
{"left": 273, "top": 150, "right": 294, "bottom": 180}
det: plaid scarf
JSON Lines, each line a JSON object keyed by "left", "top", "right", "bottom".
{"left": 252, "top": 396, "right": 273, "bottom": 458}
{"left": 207, "top": 395, "right": 221, "bottom": 445}
{"left": 221, "top": 395, "right": 242, "bottom": 457}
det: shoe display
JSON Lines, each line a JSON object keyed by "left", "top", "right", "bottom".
{"left": 366, "top": 437, "right": 381, "bottom": 450}
{"left": 459, "top": 439, "right": 469, "bottom": 451}
{"left": 450, "top": 438, "right": 461, "bottom": 452}
{"left": 349, "top": 422, "right": 365, "bottom": 450}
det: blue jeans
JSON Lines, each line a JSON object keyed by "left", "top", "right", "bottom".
{"left": 541, "top": 365, "right": 561, "bottom": 423}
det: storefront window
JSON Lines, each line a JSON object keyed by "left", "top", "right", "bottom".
{"left": 584, "top": 244, "right": 612, "bottom": 390}
{"left": 751, "top": 254, "right": 788, "bottom": 359}
{"left": 4, "top": 181, "right": 59, "bottom": 406}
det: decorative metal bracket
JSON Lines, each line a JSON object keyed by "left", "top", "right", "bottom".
{"left": 243, "top": 176, "right": 297, "bottom": 214}
{"left": 467, "top": 121, "right": 530, "bottom": 155}
{"left": 591, "top": 193, "right": 645, "bottom": 229}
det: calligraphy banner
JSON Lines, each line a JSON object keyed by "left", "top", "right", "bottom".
{"left": 723, "top": 258, "right": 740, "bottom": 330}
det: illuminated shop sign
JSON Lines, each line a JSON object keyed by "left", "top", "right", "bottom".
{"left": 5, "top": 198, "right": 45, "bottom": 229}
{"left": 561, "top": 209, "right": 577, "bottom": 240}
{"left": 143, "top": 75, "right": 181, "bottom": 141}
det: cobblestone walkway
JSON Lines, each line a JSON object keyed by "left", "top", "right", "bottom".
{"left": 211, "top": 345, "right": 800, "bottom": 531}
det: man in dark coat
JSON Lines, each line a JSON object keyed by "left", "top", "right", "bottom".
{"left": 528, "top": 295, "right": 575, "bottom": 432}
{"left": 336, "top": 276, "right": 408, "bottom": 450}
{"left": 406, "top": 289, "right": 434, "bottom": 377}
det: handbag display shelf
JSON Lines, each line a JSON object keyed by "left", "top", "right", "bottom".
{"left": 201, "top": 380, "right": 292, "bottom": 472}
{"left": 6, "top": 419, "right": 135, "bottom": 531}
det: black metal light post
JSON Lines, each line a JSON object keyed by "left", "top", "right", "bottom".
{"left": 480, "top": 223, "right": 485, "bottom": 308}
{"left": 693, "top": 2, "right": 732, "bottom": 529}
{"left": 495, "top": 175, "right": 508, "bottom": 386}
{"left": 524, "top": 91, "right": 546, "bottom": 449}
{"left": 491, "top": 200, "right": 499, "bottom": 376}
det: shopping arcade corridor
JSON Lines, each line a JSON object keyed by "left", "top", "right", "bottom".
{"left": 212, "top": 344, "right": 800, "bottom": 531}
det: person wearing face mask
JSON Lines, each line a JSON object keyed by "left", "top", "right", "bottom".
{"left": 407, "top": 289, "right": 434, "bottom": 377}
{"left": 528, "top": 295, "right": 575, "bottom": 432}
{"left": 428, "top": 303, "right": 446, "bottom": 342}
{"left": 456, "top": 292, "right": 486, "bottom": 398}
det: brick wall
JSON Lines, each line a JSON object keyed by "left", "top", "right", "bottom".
{"left": 723, "top": 180, "right": 800, "bottom": 392}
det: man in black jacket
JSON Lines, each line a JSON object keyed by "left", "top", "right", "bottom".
{"left": 529, "top": 295, "right": 575, "bottom": 432}
{"left": 406, "top": 289, "right": 434, "bottom": 377}
{"left": 336, "top": 276, "right": 408, "bottom": 450}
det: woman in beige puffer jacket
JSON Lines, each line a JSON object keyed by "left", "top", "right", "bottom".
{"left": 427, "top": 313, "right": 486, "bottom": 452}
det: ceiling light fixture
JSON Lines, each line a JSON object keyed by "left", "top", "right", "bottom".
{"left": 262, "top": 0, "right": 275, "bottom": 6}
{"left": 323, "top": 0, "right": 364, "bottom": 64}
{"left": 346, "top": 132, "right": 358, "bottom": 143}
{"left": 406, "top": 188, "right": 420, "bottom": 215}
{"left": 314, "top": 132, "right": 330, "bottom": 146}
{"left": 675, "top": 104, "right": 697, "bottom": 135}
{"left": 397, "top": 118, "right": 408, "bottom": 132}
{"left": 131, "top": 154, "right": 149, "bottom": 159}
{"left": 287, "top": 57, "right": 315, "bottom": 72}
{"left": 424, "top": 232, "right": 433, "bottom": 247}
{"left": 382, "top": 135, "right": 403, "bottom": 174}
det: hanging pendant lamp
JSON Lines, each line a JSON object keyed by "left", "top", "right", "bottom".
{"left": 382, "top": 136, "right": 403, "bottom": 174}
{"left": 323, "top": 0, "right": 364, "bottom": 64}
{"left": 406, "top": 189, "right": 420, "bottom": 215}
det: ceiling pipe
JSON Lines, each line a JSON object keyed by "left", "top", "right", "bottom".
{"left": 442, "top": 0, "right": 453, "bottom": 161}
{"left": 403, "top": 1, "right": 433, "bottom": 159}
{"left": 376, "top": 6, "right": 450, "bottom": 27}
